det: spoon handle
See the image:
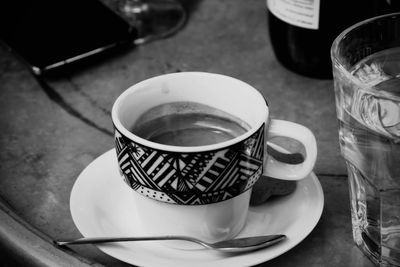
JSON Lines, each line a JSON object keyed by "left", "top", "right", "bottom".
{"left": 55, "top": 234, "right": 286, "bottom": 250}
{"left": 55, "top": 235, "right": 196, "bottom": 246}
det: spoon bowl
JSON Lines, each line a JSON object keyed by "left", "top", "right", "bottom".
{"left": 55, "top": 234, "right": 286, "bottom": 253}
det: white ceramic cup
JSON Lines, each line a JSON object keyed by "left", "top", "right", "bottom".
{"left": 111, "top": 72, "right": 317, "bottom": 243}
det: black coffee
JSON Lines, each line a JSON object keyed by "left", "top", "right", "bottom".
{"left": 130, "top": 102, "right": 250, "bottom": 146}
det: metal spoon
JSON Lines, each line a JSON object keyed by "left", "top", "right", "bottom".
{"left": 55, "top": 234, "right": 286, "bottom": 253}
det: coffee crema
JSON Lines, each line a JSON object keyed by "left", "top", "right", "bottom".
{"left": 130, "top": 101, "right": 251, "bottom": 146}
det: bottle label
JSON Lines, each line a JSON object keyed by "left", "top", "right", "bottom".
{"left": 267, "top": 0, "right": 320, "bottom": 30}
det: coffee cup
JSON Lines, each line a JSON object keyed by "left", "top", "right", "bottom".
{"left": 111, "top": 72, "right": 317, "bottom": 243}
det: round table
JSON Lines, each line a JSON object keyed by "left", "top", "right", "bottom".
{"left": 0, "top": 0, "right": 375, "bottom": 266}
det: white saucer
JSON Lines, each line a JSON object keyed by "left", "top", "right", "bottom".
{"left": 70, "top": 149, "right": 324, "bottom": 267}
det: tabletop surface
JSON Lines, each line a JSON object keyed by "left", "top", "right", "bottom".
{"left": 0, "top": 0, "right": 376, "bottom": 266}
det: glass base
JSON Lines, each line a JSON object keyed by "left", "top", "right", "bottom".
{"left": 347, "top": 163, "right": 400, "bottom": 267}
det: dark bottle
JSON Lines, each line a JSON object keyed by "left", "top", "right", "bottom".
{"left": 267, "top": 0, "right": 399, "bottom": 79}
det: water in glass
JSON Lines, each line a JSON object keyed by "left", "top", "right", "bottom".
{"left": 334, "top": 46, "right": 400, "bottom": 266}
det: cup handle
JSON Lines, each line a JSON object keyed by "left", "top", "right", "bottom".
{"left": 263, "top": 119, "right": 317, "bottom": 180}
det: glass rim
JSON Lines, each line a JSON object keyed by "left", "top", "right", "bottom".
{"left": 331, "top": 12, "right": 400, "bottom": 71}
{"left": 330, "top": 12, "right": 400, "bottom": 101}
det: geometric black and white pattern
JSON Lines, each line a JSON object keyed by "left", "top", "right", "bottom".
{"left": 114, "top": 124, "right": 265, "bottom": 205}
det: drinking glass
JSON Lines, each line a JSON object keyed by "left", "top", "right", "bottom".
{"left": 331, "top": 13, "right": 400, "bottom": 266}
{"left": 106, "top": 0, "right": 187, "bottom": 44}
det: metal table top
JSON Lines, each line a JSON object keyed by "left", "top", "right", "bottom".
{"left": 0, "top": 0, "right": 374, "bottom": 266}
